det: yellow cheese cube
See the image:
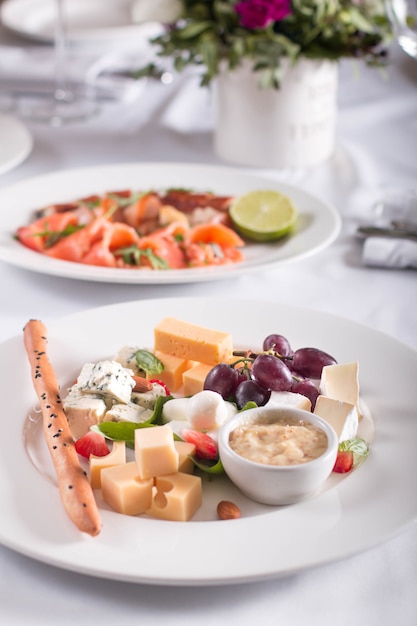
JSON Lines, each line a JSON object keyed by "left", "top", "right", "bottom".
{"left": 101, "top": 462, "right": 153, "bottom": 516}
{"left": 154, "top": 317, "right": 233, "bottom": 366}
{"left": 175, "top": 441, "right": 196, "bottom": 475}
{"left": 147, "top": 472, "right": 202, "bottom": 521}
{"left": 90, "top": 440, "right": 126, "bottom": 489}
{"left": 182, "top": 362, "right": 212, "bottom": 396}
{"left": 154, "top": 350, "right": 192, "bottom": 393}
{"left": 135, "top": 423, "right": 179, "bottom": 480}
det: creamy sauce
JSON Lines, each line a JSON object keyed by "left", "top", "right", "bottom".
{"left": 229, "top": 416, "right": 328, "bottom": 466}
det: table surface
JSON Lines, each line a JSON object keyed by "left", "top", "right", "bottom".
{"left": 0, "top": 18, "right": 416, "bottom": 626}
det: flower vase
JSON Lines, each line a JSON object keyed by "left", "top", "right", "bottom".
{"left": 213, "top": 58, "right": 338, "bottom": 169}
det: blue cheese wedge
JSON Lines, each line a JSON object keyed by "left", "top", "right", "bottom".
{"left": 77, "top": 360, "right": 134, "bottom": 404}
{"left": 313, "top": 395, "right": 358, "bottom": 442}
{"left": 131, "top": 382, "right": 167, "bottom": 409}
{"left": 104, "top": 402, "right": 153, "bottom": 424}
{"left": 63, "top": 386, "right": 108, "bottom": 439}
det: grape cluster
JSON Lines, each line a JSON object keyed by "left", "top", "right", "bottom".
{"left": 203, "top": 333, "right": 337, "bottom": 410}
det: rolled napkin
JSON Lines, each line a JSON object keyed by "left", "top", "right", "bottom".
{"left": 362, "top": 237, "right": 417, "bottom": 269}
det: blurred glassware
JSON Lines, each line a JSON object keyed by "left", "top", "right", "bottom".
{"left": 17, "top": 0, "right": 98, "bottom": 125}
{"left": 385, "top": 0, "right": 417, "bottom": 58}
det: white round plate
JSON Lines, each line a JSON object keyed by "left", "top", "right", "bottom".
{"left": 0, "top": 113, "right": 33, "bottom": 175}
{"left": 0, "top": 161, "right": 341, "bottom": 284}
{"left": 0, "top": 0, "right": 162, "bottom": 44}
{"left": 0, "top": 297, "right": 416, "bottom": 585}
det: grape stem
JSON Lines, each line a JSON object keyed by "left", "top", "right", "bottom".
{"left": 232, "top": 349, "right": 293, "bottom": 362}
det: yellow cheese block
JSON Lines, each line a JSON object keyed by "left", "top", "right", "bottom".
{"left": 90, "top": 440, "right": 126, "bottom": 489}
{"left": 147, "top": 472, "right": 202, "bottom": 521}
{"left": 101, "top": 461, "right": 153, "bottom": 516}
{"left": 135, "top": 423, "right": 179, "bottom": 480}
{"left": 154, "top": 317, "right": 233, "bottom": 366}
{"left": 154, "top": 350, "right": 192, "bottom": 393}
{"left": 175, "top": 440, "right": 196, "bottom": 474}
{"left": 182, "top": 362, "right": 213, "bottom": 396}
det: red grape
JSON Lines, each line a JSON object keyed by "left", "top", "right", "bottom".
{"left": 291, "top": 348, "right": 337, "bottom": 379}
{"left": 291, "top": 379, "right": 319, "bottom": 410}
{"left": 234, "top": 379, "right": 271, "bottom": 409}
{"left": 262, "top": 334, "right": 292, "bottom": 357}
{"left": 251, "top": 354, "right": 293, "bottom": 391}
{"left": 204, "top": 363, "right": 238, "bottom": 399}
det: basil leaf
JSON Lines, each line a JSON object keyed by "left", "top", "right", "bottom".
{"left": 92, "top": 421, "right": 155, "bottom": 448}
{"left": 135, "top": 349, "right": 165, "bottom": 376}
{"left": 338, "top": 437, "right": 369, "bottom": 467}
{"left": 238, "top": 401, "right": 258, "bottom": 412}
{"left": 192, "top": 457, "right": 225, "bottom": 476}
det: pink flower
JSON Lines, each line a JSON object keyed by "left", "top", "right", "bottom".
{"left": 235, "top": 0, "right": 291, "bottom": 30}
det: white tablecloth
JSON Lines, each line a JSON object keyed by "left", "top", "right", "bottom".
{"left": 0, "top": 22, "right": 416, "bottom": 626}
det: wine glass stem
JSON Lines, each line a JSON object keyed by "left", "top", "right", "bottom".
{"left": 54, "top": 0, "right": 72, "bottom": 103}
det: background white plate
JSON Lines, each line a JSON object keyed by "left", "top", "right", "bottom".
{"left": 0, "top": 297, "right": 416, "bottom": 585}
{"left": 0, "top": 113, "right": 33, "bottom": 175}
{"left": 0, "top": 162, "right": 341, "bottom": 284}
{"left": 0, "top": 0, "right": 162, "bottom": 43}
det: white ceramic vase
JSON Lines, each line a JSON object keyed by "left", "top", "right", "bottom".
{"left": 213, "top": 58, "right": 338, "bottom": 169}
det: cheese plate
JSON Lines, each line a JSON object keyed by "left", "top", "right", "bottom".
{"left": 0, "top": 297, "right": 416, "bottom": 585}
{"left": 0, "top": 162, "right": 341, "bottom": 284}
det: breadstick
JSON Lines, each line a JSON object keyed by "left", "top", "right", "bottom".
{"left": 23, "top": 319, "right": 102, "bottom": 536}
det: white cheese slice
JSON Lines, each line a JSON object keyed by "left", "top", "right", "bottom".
{"left": 63, "top": 386, "right": 107, "bottom": 439}
{"left": 77, "top": 360, "right": 134, "bottom": 404}
{"left": 266, "top": 391, "right": 312, "bottom": 412}
{"left": 313, "top": 395, "right": 358, "bottom": 442}
{"left": 104, "top": 402, "right": 153, "bottom": 424}
{"left": 319, "top": 361, "right": 361, "bottom": 418}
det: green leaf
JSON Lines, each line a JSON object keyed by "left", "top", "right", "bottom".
{"left": 192, "top": 457, "right": 225, "bottom": 475}
{"left": 338, "top": 437, "right": 369, "bottom": 467}
{"left": 238, "top": 401, "right": 258, "bottom": 412}
{"left": 135, "top": 349, "right": 165, "bottom": 376}
{"left": 33, "top": 223, "right": 85, "bottom": 248}
{"left": 92, "top": 421, "right": 155, "bottom": 448}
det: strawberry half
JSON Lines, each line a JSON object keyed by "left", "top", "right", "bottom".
{"left": 182, "top": 429, "right": 218, "bottom": 461}
{"left": 149, "top": 379, "right": 171, "bottom": 395}
{"left": 333, "top": 450, "right": 354, "bottom": 473}
{"left": 75, "top": 431, "right": 110, "bottom": 459}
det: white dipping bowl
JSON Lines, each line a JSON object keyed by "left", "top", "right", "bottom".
{"left": 218, "top": 406, "right": 338, "bottom": 505}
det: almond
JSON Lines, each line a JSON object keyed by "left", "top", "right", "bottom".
{"left": 217, "top": 500, "right": 241, "bottom": 520}
{"left": 132, "top": 376, "right": 153, "bottom": 393}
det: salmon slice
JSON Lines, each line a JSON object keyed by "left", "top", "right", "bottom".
{"left": 123, "top": 192, "right": 162, "bottom": 229}
{"left": 81, "top": 221, "right": 141, "bottom": 267}
{"left": 188, "top": 223, "right": 244, "bottom": 248}
{"left": 16, "top": 211, "right": 80, "bottom": 252}
{"left": 138, "top": 221, "right": 189, "bottom": 269}
{"left": 44, "top": 218, "right": 108, "bottom": 262}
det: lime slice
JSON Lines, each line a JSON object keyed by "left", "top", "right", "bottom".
{"left": 229, "top": 190, "right": 297, "bottom": 242}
